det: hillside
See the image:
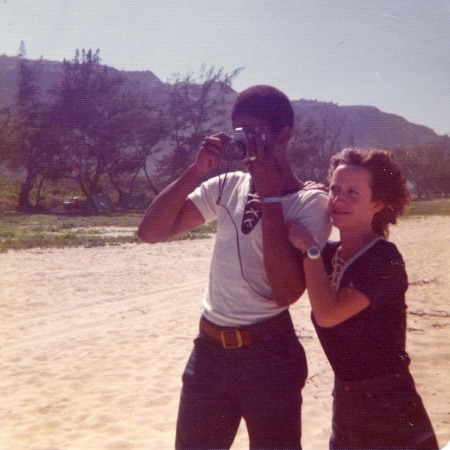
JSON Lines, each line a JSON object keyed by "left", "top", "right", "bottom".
{"left": 0, "top": 54, "right": 443, "bottom": 149}
{"left": 290, "top": 99, "right": 439, "bottom": 149}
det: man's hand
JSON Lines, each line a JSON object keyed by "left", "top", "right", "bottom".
{"left": 303, "top": 180, "right": 329, "bottom": 193}
{"left": 193, "top": 134, "right": 224, "bottom": 175}
{"left": 245, "top": 131, "right": 283, "bottom": 198}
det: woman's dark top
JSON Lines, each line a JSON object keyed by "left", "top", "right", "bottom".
{"left": 312, "top": 239, "right": 411, "bottom": 382}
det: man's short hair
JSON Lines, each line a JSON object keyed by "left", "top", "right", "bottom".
{"left": 231, "top": 85, "right": 294, "bottom": 132}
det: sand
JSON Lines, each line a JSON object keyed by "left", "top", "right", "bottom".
{"left": 0, "top": 216, "right": 449, "bottom": 449}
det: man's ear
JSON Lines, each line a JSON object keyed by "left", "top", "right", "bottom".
{"left": 277, "top": 126, "right": 292, "bottom": 147}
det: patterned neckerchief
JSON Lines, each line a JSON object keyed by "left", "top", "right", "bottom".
{"left": 241, "top": 188, "right": 262, "bottom": 234}
{"left": 240, "top": 184, "right": 304, "bottom": 235}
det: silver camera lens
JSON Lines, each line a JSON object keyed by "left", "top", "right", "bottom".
{"left": 223, "top": 128, "right": 248, "bottom": 161}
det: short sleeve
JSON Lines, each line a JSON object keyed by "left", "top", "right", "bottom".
{"left": 286, "top": 190, "right": 331, "bottom": 249}
{"left": 188, "top": 176, "right": 220, "bottom": 223}
{"left": 347, "top": 242, "right": 408, "bottom": 309}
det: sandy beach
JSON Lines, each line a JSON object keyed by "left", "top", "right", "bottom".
{"left": 1, "top": 215, "right": 449, "bottom": 449}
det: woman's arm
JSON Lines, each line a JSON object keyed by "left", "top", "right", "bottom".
{"left": 288, "top": 222, "right": 369, "bottom": 327}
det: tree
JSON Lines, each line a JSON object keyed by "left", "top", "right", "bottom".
{"left": 107, "top": 90, "right": 169, "bottom": 201}
{"left": 157, "top": 64, "right": 243, "bottom": 184}
{"left": 0, "top": 107, "right": 14, "bottom": 163}
{"left": 1, "top": 47, "right": 172, "bottom": 211}
{"left": 289, "top": 111, "right": 347, "bottom": 183}
{"left": 394, "top": 137, "right": 450, "bottom": 199}
{"left": 288, "top": 117, "right": 324, "bottom": 180}
{"left": 49, "top": 50, "right": 129, "bottom": 198}
{"left": 0, "top": 43, "right": 64, "bottom": 211}
{"left": 46, "top": 48, "right": 172, "bottom": 207}
{"left": 18, "top": 40, "right": 27, "bottom": 59}
{"left": 12, "top": 49, "right": 55, "bottom": 211}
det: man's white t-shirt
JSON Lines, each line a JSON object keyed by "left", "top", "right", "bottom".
{"left": 188, "top": 171, "right": 331, "bottom": 327}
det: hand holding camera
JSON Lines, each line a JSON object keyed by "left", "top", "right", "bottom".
{"left": 194, "top": 134, "right": 224, "bottom": 174}
{"left": 223, "top": 128, "right": 267, "bottom": 162}
{"left": 195, "top": 128, "right": 267, "bottom": 173}
{"left": 196, "top": 127, "right": 282, "bottom": 197}
{"left": 195, "top": 127, "right": 275, "bottom": 182}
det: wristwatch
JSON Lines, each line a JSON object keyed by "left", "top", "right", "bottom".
{"left": 305, "top": 246, "right": 321, "bottom": 260}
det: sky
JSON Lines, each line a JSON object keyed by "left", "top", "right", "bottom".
{"left": 1, "top": 0, "right": 449, "bottom": 135}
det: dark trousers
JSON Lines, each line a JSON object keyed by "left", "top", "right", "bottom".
{"left": 330, "top": 370, "right": 439, "bottom": 449}
{"left": 175, "top": 311, "right": 307, "bottom": 449}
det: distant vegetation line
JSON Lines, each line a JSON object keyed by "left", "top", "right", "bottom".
{"left": 0, "top": 51, "right": 449, "bottom": 215}
{"left": 0, "top": 199, "right": 448, "bottom": 253}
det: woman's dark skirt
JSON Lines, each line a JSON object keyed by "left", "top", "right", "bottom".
{"left": 330, "top": 370, "right": 439, "bottom": 449}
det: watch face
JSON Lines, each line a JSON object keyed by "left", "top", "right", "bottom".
{"left": 307, "top": 246, "right": 321, "bottom": 259}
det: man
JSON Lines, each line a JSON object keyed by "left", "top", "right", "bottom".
{"left": 138, "top": 85, "right": 331, "bottom": 449}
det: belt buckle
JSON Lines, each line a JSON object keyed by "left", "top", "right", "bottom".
{"left": 220, "top": 329, "right": 244, "bottom": 349}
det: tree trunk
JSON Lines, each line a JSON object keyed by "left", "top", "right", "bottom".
{"left": 35, "top": 175, "right": 45, "bottom": 207}
{"left": 17, "top": 172, "right": 36, "bottom": 211}
{"left": 128, "top": 167, "right": 139, "bottom": 194}
{"left": 108, "top": 172, "right": 124, "bottom": 204}
{"left": 143, "top": 165, "right": 159, "bottom": 196}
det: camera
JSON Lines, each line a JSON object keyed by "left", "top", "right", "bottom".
{"left": 223, "top": 128, "right": 256, "bottom": 162}
{"left": 223, "top": 128, "right": 266, "bottom": 162}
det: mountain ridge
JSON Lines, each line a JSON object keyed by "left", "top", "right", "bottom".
{"left": 0, "top": 54, "right": 443, "bottom": 149}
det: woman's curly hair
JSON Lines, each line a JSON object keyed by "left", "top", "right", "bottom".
{"left": 328, "top": 148, "right": 410, "bottom": 238}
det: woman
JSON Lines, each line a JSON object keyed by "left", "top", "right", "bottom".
{"left": 288, "top": 148, "right": 439, "bottom": 449}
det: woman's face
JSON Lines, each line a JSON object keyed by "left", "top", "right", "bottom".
{"left": 328, "top": 164, "right": 383, "bottom": 232}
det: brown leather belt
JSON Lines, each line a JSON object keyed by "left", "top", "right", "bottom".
{"left": 200, "top": 318, "right": 253, "bottom": 349}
